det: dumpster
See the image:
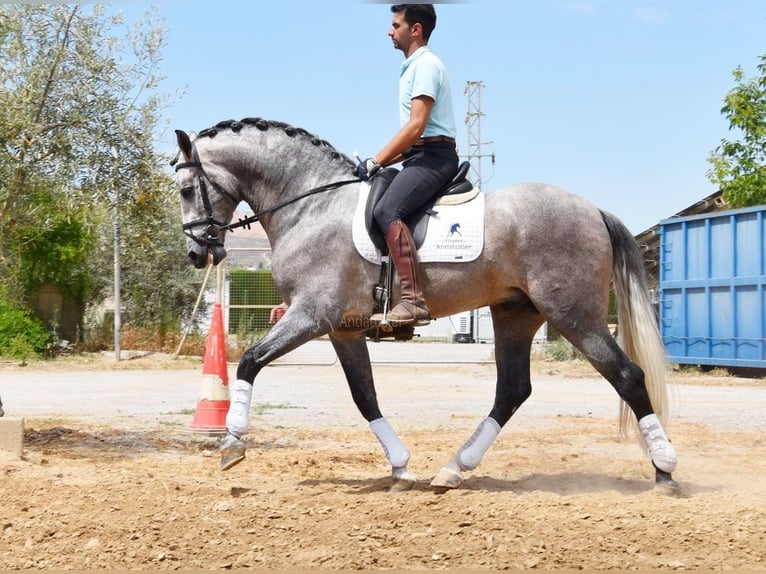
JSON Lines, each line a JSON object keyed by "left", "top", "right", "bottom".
{"left": 659, "top": 205, "right": 766, "bottom": 368}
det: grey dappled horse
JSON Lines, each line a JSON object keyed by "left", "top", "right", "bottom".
{"left": 173, "top": 118, "right": 679, "bottom": 494}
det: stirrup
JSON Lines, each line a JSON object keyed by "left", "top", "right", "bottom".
{"left": 390, "top": 316, "right": 431, "bottom": 327}
{"left": 369, "top": 310, "right": 394, "bottom": 332}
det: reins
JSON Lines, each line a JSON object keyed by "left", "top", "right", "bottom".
{"left": 223, "top": 178, "right": 361, "bottom": 232}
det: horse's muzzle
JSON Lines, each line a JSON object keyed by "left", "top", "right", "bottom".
{"left": 188, "top": 245, "right": 227, "bottom": 268}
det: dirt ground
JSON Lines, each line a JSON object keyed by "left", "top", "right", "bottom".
{"left": 1, "top": 354, "right": 765, "bottom": 570}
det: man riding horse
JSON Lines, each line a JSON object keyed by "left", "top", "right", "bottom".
{"left": 357, "top": 4, "right": 458, "bottom": 327}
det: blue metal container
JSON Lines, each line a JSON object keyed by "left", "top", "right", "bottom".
{"left": 659, "top": 205, "right": 766, "bottom": 368}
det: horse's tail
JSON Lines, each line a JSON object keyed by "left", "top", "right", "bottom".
{"left": 600, "top": 210, "right": 670, "bottom": 437}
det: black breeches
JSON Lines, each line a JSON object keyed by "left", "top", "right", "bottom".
{"left": 373, "top": 143, "right": 458, "bottom": 230}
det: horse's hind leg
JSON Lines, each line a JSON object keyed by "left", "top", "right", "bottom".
{"left": 431, "top": 299, "right": 542, "bottom": 491}
{"left": 329, "top": 330, "right": 416, "bottom": 492}
{"left": 554, "top": 320, "right": 679, "bottom": 493}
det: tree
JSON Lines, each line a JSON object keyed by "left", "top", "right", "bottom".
{"left": 707, "top": 54, "right": 766, "bottom": 207}
{"left": 0, "top": 5, "right": 200, "bottom": 344}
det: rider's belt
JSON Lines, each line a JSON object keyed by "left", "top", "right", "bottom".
{"left": 416, "top": 136, "right": 456, "bottom": 146}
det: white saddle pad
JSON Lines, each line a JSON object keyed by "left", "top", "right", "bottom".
{"left": 351, "top": 182, "right": 485, "bottom": 265}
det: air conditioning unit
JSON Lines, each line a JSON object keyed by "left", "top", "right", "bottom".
{"left": 451, "top": 311, "right": 474, "bottom": 343}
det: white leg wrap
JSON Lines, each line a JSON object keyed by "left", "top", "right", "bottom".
{"left": 457, "top": 417, "right": 501, "bottom": 471}
{"left": 638, "top": 414, "right": 677, "bottom": 473}
{"left": 370, "top": 417, "right": 410, "bottom": 469}
{"left": 225, "top": 379, "right": 253, "bottom": 438}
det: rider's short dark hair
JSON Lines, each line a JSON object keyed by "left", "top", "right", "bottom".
{"left": 391, "top": 4, "right": 437, "bottom": 42}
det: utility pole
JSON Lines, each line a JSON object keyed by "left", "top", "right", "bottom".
{"left": 462, "top": 81, "right": 495, "bottom": 189}
{"left": 461, "top": 81, "right": 495, "bottom": 345}
{"left": 111, "top": 146, "right": 121, "bottom": 361}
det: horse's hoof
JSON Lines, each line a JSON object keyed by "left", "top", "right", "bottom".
{"left": 654, "top": 478, "right": 682, "bottom": 497}
{"left": 430, "top": 466, "right": 464, "bottom": 492}
{"left": 654, "top": 467, "right": 682, "bottom": 497}
{"left": 389, "top": 469, "right": 417, "bottom": 493}
{"left": 219, "top": 434, "right": 246, "bottom": 471}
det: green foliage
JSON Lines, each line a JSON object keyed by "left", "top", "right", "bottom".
{"left": 0, "top": 294, "right": 51, "bottom": 360}
{"left": 542, "top": 339, "right": 583, "bottom": 362}
{"left": 19, "top": 217, "right": 93, "bottom": 304}
{"left": 103, "top": 153, "right": 203, "bottom": 331}
{"left": 0, "top": 5, "right": 197, "bottom": 341}
{"left": 708, "top": 54, "right": 766, "bottom": 207}
{"left": 607, "top": 288, "right": 618, "bottom": 324}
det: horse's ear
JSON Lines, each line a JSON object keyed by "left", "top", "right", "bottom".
{"left": 175, "top": 129, "right": 193, "bottom": 159}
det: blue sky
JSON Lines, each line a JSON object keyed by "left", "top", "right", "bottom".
{"left": 117, "top": 1, "right": 764, "bottom": 234}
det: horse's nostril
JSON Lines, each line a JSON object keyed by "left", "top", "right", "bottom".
{"left": 188, "top": 249, "right": 210, "bottom": 269}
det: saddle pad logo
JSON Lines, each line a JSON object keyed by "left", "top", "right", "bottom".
{"left": 352, "top": 183, "right": 485, "bottom": 265}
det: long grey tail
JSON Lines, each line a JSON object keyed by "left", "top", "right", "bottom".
{"left": 600, "top": 210, "right": 670, "bottom": 436}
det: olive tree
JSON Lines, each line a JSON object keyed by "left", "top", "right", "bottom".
{"left": 0, "top": 5, "right": 200, "bottom": 343}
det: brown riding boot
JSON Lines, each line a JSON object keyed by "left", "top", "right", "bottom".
{"left": 372, "top": 219, "right": 431, "bottom": 326}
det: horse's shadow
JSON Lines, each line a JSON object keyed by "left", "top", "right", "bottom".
{"left": 296, "top": 471, "right": 658, "bottom": 496}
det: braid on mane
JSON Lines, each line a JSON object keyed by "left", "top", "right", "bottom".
{"left": 196, "top": 118, "right": 354, "bottom": 165}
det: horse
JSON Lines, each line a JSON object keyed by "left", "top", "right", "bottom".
{"left": 172, "top": 117, "right": 680, "bottom": 495}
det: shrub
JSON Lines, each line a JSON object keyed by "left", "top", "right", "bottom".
{"left": 0, "top": 300, "right": 52, "bottom": 360}
{"left": 542, "top": 338, "right": 583, "bottom": 362}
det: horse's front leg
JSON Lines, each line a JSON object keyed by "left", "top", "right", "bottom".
{"left": 219, "top": 304, "right": 329, "bottom": 471}
{"left": 330, "top": 330, "right": 416, "bottom": 492}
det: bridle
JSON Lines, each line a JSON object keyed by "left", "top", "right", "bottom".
{"left": 173, "top": 140, "right": 360, "bottom": 249}
{"left": 173, "top": 141, "right": 239, "bottom": 249}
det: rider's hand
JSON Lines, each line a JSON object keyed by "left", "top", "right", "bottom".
{"left": 355, "top": 157, "right": 381, "bottom": 181}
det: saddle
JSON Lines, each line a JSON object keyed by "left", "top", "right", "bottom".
{"left": 364, "top": 161, "right": 475, "bottom": 252}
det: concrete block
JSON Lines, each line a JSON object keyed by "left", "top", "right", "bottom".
{"left": 0, "top": 417, "right": 24, "bottom": 458}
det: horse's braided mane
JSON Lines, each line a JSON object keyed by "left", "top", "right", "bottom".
{"left": 197, "top": 118, "right": 353, "bottom": 164}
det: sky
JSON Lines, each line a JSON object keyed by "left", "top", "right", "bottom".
{"left": 115, "top": 0, "right": 765, "bottom": 234}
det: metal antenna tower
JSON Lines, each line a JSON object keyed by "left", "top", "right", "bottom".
{"left": 462, "top": 81, "right": 494, "bottom": 189}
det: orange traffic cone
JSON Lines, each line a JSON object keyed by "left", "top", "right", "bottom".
{"left": 190, "top": 302, "right": 230, "bottom": 432}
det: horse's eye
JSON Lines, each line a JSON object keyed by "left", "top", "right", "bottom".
{"left": 180, "top": 186, "right": 194, "bottom": 199}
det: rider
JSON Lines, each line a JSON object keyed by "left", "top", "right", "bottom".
{"left": 356, "top": 4, "right": 458, "bottom": 326}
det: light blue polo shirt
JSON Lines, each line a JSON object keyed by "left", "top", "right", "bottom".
{"left": 399, "top": 46, "right": 457, "bottom": 139}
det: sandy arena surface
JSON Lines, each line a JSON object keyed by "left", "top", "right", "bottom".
{"left": 0, "top": 351, "right": 765, "bottom": 570}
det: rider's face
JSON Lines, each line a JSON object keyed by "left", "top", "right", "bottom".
{"left": 389, "top": 11, "right": 416, "bottom": 55}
